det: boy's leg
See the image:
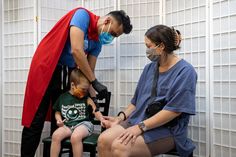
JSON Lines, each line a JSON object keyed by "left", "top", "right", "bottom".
{"left": 70, "top": 125, "right": 90, "bottom": 157}
{"left": 51, "top": 126, "right": 71, "bottom": 157}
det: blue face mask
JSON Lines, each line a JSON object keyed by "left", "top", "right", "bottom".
{"left": 99, "top": 23, "right": 114, "bottom": 45}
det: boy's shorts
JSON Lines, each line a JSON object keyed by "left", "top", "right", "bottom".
{"left": 69, "top": 121, "right": 94, "bottom": 136}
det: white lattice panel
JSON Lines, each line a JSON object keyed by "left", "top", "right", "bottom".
{"left": 83, "top": 0, "right": 116, "bottom": 114}
{"left": 119, "top": 0, "right": 161, "bottom": 111}
{"left": 212, "top": 0, "right": 236, "bottom": 157}
{"left": 2, "top": 0, "right": 34, "bottom": 156}
{"left": 0, "top": 1, "right": 3, "bottom": 156}
{"left": 2, "top": 0, "right": 236, "bottom": 156}
{"left": 2, "top": 0, "right": 80, "bottom": 156}
{"left": 165, "top": 0, "right": 209, "bottom": 156}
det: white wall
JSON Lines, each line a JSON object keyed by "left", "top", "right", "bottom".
{"left": 2, "top": 0, "right": 35, "bottom": 156}
{"left": 1, "top": 0, "right": 80, "bottom": 156}
{"left": 165, "top": 0, "right": 236, "bottom": 156}
{"left": 1, "top": 0, "right": 236, "bottom": 157}
{"left": 0, "top": 0, "right": 3, "bottom": 156}
{"left": 211, "top": 1, "right": 236, "bottom": 156}
{"left": 82, "top": 0, "right": 117, "bottom": 115}
{"left": 165, "top": 0, "right": 209, "bottom": 156}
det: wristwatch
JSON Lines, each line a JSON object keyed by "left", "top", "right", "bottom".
{"left": 138, "top": 121, "right": 147, "bottom": 133}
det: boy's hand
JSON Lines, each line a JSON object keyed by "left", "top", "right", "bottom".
{"left": 100, "top": 118, "right": 110, "bottom": 128}
{"left": 102, "top": 116, "right": 121, "bottom": 128}
{"left": 56, "top": 119, "right": 66, "bottom": 127}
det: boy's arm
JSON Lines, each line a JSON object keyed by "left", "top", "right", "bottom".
{"left": 55, "top": 111, "right": 63, "bottom": 121}
{"left": 55, "top": 111, "right": 66, "bottom": 127}
{"left": 87, "top": 97, "right": 104, "bottom": 121}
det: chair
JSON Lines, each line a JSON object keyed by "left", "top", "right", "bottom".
{"left": 164, "top": 149, "right": 193, "bottom": 157}
{"left": 42, "top": 92, "right": 111, "bottom": 157}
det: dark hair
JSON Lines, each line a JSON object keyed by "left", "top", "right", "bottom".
{"left": 145, "top": 25, "right": 181, "bottom": 54}
{"left": 108, "top": 10, "right": 133, "bottom": 34}
{"left": 70, "top": 69, "right": 89, "bottom": 85}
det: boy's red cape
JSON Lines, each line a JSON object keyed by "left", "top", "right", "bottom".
{"left": 22, "top": 7, "right": 100, "bottom": 127}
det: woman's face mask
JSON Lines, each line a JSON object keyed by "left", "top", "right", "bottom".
{"left": 146, "top": 45, "right": 160, "bottom": 61}
{"left": 99, "top": 22, "right": 114, "bottom": 45}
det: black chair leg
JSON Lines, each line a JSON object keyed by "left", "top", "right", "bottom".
{"left": 43, "top": 143, "right": 50, "bottom": 157}
{"left": 90, "top": 148, "right": 96, "bottom": 157}
{"left": 69, "top": 149, "right": 73, "bottom": 157}
{"left": 189, "top": 152, "right": 193, "bottom": 157}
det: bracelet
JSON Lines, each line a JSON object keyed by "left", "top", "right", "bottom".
{"left": 117, "top": 111, "right": 127, "bottom": 121}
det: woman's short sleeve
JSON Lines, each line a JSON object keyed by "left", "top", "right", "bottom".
{"left": 163, "top": 67, "right": 197, "bottom": 115}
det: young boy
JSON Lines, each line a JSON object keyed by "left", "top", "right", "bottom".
{"left": 50, "top": 69, "right": 106, "bottom": 157}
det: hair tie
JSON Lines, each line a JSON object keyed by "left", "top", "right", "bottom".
{"left": 172, "top": 27, "right": 181, "bottom": 47}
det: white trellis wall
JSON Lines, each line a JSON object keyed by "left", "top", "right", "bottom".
{"left": 1, "top": 0, "right": 236, "bottom": 157}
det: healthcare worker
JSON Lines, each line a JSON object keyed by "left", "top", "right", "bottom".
{"left": 21, "top": 7, "right": 132, "bottom": 157}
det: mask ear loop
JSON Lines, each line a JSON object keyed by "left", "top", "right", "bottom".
{"left": 154, "top": 44, "right": 160, "bottom": 49}
{"left": 153, "top": 44, "right": 160, "bottom": 56}
{"left": 100, "top": 24, "right": 105, "bottom": 34}
{"left": 100, "top": 20, "right": 111, "bottom": 34}
{"left": 107, "top": 22, "right": 112, "bottom": 33}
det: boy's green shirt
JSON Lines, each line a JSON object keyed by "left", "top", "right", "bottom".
{"left": 53, "top": 92, "right": 90, "bottom": 127}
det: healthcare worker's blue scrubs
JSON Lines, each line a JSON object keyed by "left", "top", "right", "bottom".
{"left": 128, "top": 59, "right": 197, "bottom": 157}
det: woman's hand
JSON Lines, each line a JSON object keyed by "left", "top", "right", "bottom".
{"left": 56, "top": 119, "right": 66, "bottom": 127}
{"left": 102, "top": 116, "right": 121, "bottom": 128}
{"left": 117, "top": 125, "right": 142, "bottom": 145}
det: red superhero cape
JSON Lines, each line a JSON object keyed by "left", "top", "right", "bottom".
{"left": 22, "top": 7, "right": 100, "bottom": 127}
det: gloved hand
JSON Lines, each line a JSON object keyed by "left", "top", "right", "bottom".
{"left": 91, "top": 79, "right": 108, "bottom": 98}
{"left": 91, "top": 97, "right": 100, "bottom": 112}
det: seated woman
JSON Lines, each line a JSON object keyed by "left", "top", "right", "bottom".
{"left": 98, "top": 24, "right": 197, "bottom": 157}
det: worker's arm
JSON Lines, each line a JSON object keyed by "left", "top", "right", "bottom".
{"left": 70, "top": 26, "right": 95, "bottom": 82}
{"left": 87, "top": 54, "right": 97, "bottom": 97}
{"left": 70, "top": 26, "right": 107, "bottom": 97}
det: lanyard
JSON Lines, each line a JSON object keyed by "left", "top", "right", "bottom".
{"left": 150, "top": 59, "right": 160, "bottom": 102}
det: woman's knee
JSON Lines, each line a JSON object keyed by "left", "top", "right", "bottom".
{"left": 111, "top": 140, "right": 129, "bottom": 156}
{"left": 98, "top": 125, "right": 125, "bottom": 152}
{"left": 98, "top": 129, "right": 119, "bottom": 150}
{"left": 98, "top": 131, "right": 110, "bottom": 148}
